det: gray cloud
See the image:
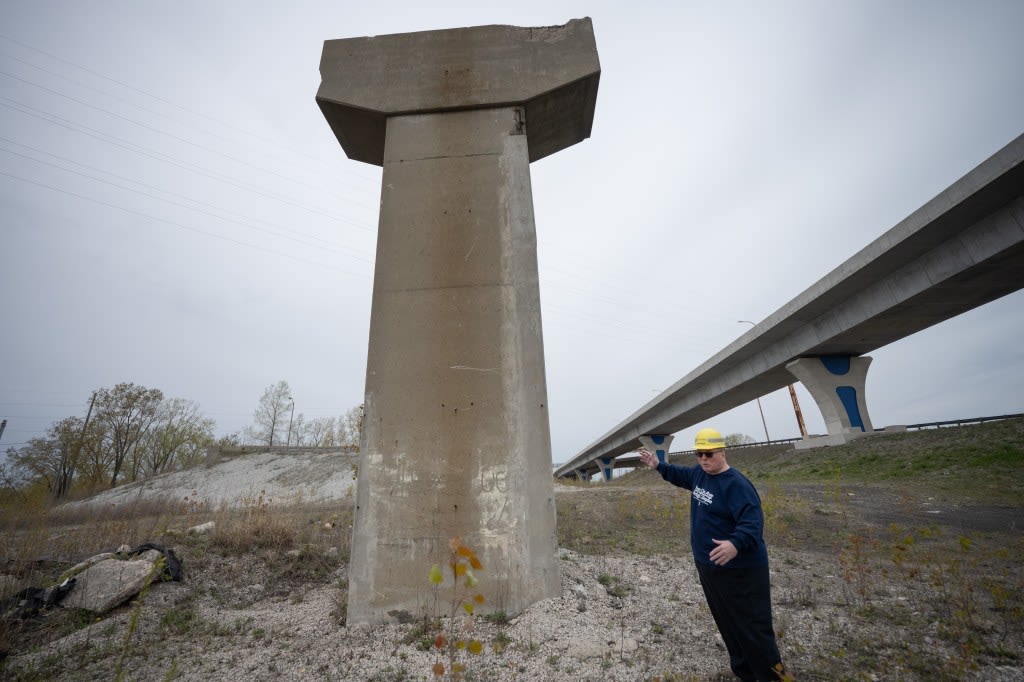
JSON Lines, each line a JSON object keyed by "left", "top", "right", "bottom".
{"left": 2, "top": 1, "right": 1022, "bottom": 464}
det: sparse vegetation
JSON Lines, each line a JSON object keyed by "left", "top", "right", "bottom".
{"left": 426, "top": 538, "right": 487, "bottom": 680}
{"left": 597, "top": 572, "right": 631, "bottom": 598}
{"left": 0, "top": 418, "right": 1021, "bottom": 680}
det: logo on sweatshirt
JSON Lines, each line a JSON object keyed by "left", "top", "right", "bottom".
{"left": 693, "top": 486, "right": 714, "bottom": 507}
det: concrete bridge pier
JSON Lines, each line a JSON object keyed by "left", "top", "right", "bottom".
{"left": 317, "top": 19, "right": 599, "bottom": 625}
{"left": 786, "top": 355, "right": 874, "bottom": 448}
{"left": 639, "top": 434, "right": 674, "bottom": 465}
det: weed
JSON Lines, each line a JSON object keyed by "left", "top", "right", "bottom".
{"left": 482, "top": 609, "right": 509, "bottom": 625}
{"left": 114, "top": 557, "right": 166, "bottom": 682}
{"left": 491, "top": 631, "right": 511, "bottom": 654}
{"left": 427, "top": 538, "right": 486, "bottom": 680}
{"left": 402, "top": 617, "right": 435, "bottom": 651}
{"left": 598, "top": 572, "right": 632, "bottom": 598}
{"left": 208, "top": 491, "right": 295, "bottom": 554}
{"left": 837, "top": 533, "right": 877, "bottom": 605}
{"left": 159, "top": 606, "right": 197, "bottom": 635}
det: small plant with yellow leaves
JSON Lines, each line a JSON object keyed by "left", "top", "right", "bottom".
{"left": 428, "top": 537, "right": 486, "bottom": 680}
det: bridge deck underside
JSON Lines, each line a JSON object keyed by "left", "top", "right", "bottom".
{"left": 557, "top": 134, "right": 1024, "bottom": 478}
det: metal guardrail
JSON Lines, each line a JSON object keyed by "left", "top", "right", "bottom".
{"left": 663, "top": 438, "right": 802, "bottom": 460}
{"left": 903, "top": 413, "right": 1023, "bottom": 430}
{"left": 660, "top": 414, "right": 1024, "bottom": 460}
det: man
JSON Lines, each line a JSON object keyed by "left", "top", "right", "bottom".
{"left": 638, "top": 427, "right": 786, "bottom": 681}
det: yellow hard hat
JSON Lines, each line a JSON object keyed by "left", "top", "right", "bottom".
{"left": 694, "top": 427, "right": 726, "bottom": 451}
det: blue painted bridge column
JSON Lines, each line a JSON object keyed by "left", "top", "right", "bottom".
{"left": 595, "top": 434, "right": 674, "bottom": 481}
{"left": 786, "top": 355, "right": 874, "bottom": 442}
{"left": 639, "top": 434, "right": 675, "bottom": 465}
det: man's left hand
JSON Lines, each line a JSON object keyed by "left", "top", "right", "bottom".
{"left": 709, "top": 539, "right": 737, "bottom": 566}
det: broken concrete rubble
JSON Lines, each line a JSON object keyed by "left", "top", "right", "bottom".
{"left": 0, "top": 544, "right": 182, "bottom": 619}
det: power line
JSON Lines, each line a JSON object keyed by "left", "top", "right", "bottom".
{"left": 0, "top": 402, "right": 86, "bottom": 408}
{"left": 0, "top": 97, "right": 375, "bottom": 232}
{"left": 0, "top": 58, "right": 731, "bottom": 339}
{"left": 0, "top": 38, "right": 744, "bottom": 366}
{"left": 0, "top": 140, "right": 374, "bottom": 263}
{"left": 0, "top": 169, "right": 371, "bottom": 278}
{"left": 0, "top": 109, "right": 726, "bottom": 345}
{"left": 0, "top": 65, "right": 375, "bottom": 204}
{"left": 0, "top": 33, "right": 379, "bottom": 188}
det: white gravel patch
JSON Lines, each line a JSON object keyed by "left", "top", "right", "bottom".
{"left": 60, "top": 451, "right": 358, "bottom": 511}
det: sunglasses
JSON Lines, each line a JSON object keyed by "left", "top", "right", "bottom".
{"left": 695, "top": 451, "right": 719, "bottom": 459}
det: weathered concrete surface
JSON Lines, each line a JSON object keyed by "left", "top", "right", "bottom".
{"left": 318, "top": 20, "right": 599, "bottom": 624}
{"left": 62, "top": 555, "right": 159, "bottom": 613}
{"left": 786, "top": 355, "right": 874, "bottom": 447}
{"left": 60, "top": 450, "right": 358, "bottom": 511}
{"left": 316, "top": 18, "right": 600, "bottom": 165}
{"left": 349, "top": 106, "right": 559, "bottom": 625}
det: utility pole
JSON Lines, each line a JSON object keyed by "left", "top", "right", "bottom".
{"left": 62, "top": 392, "right": 97, "bottom": 499}
{"left": 754, "top": 391, "right": 770, "bottom": 443}
{"left": 69, "top": 392, "right": 97, "bottom": 460}
{"left": 286, "top": 398, "right": 295, "bottom": 447}
{"left": 0, "top": 418, "right": 6, "bottom": 442}
{"left": 788, "top": 384, "right": 808, "bottom": 437}
{"left": 739, "top": 320, "right": 808, "bottom": 439}
{"left": 737, "top": 319, "right": 770, "bottom": 440}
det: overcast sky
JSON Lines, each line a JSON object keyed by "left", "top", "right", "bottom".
{"left": 2, "top": 1, "right": 1022, "bottom": 465}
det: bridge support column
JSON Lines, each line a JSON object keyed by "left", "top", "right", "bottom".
{"left": 317, "top": 20, "right": 599, "bottom": 625}
{"left": 786, "top": 355, "right": 874, "bottom": 448}
{"left": 639, "top": 434, "right": 674, "bottom": 464}
{"left": 599, "top": 458, "right": 615, "bottom": 481}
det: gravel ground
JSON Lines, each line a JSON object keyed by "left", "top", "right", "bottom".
{"left": 58, "top": 450, "right": 359, "bottom": 512}
{"left": 6, "top": 546, "right": 801, "bottom": 681}
{"left": 5, "top": 428, "right": 1023, "bottom": 681}
{"left": 7, "top": 512, "right": 1023, "bottom": 682}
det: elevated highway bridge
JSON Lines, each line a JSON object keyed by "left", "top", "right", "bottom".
{"left": 556, "top": 132, "right": 1024, "bottom": 480}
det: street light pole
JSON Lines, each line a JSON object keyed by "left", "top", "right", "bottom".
{"left": 738, "top": 320, "right": 771, "bottom": 443}
{"left": 753, "top": 391, "right": 770, "bottom": 443}
{"left": 287, "top": 398, "right": 295, "bottom": 447}
{"left": 739, "top": 320, "right": 808, "bottom": 438}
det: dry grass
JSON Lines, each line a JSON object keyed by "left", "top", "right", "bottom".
{"left": 554, "top": 418, "right": 1024, "bottom": 680}
{"left": 1, "top": 418, "right": 1022, "bottom": 681}
{"left": 0, "top": 489, "right": 353, "bottom": 670}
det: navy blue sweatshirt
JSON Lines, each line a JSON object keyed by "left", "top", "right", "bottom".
{"left": 656, "top": 462, "right": 769, "bottom": 568}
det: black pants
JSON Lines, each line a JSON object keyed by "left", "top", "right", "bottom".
{"left": 695, "top": 561, "right": 784, "bottom": 682}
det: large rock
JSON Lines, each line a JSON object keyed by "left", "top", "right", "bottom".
{"left": 61, "top": 557, "right": 160, "bottom": 613}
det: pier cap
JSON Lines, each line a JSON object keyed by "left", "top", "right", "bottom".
{"left": 316, "top": 18, "right": 600, "bottom": 166}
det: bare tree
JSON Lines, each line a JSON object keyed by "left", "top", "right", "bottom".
{"left": 92, "top": 383, "right": 164, "bottom": 487}
{"left": 0, "top": 456, "right": 32, "bottom": 498}
{"left": 336, "top": 404, "right": 364, "bottom": 448}
{"left": 303, "top": 416, "right": 337, "bottom": 447}
{"left": 6, "top": 417, "right": 82, "bottom": 500}
{"left": 76, "top": 420, "right": 111, "bottom": 490}
{"left": 215, "top": 432, "right": 241, "bottom": 448}
{"left": 142, "top": 398, "right": 215, "bottom": 475}
{"left": 724, "top": 433, "right": 755, "bottom": 447}
{"left": 246, "top": 381, "right": 292, "bottom": 446}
